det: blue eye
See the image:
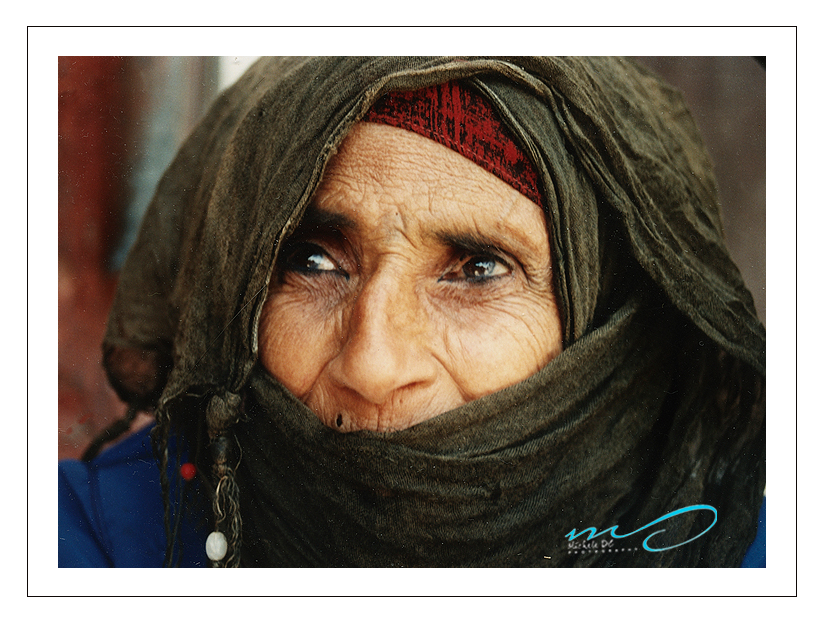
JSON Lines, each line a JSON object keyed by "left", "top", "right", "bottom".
{"left": 281, "top": 242, "right": 347, "bottom": 277}
{"left": 462, "top": 257, "right": 503, "bottom": 280}
{"left": 441, "top": 254, "right": 512, "bottom": 283}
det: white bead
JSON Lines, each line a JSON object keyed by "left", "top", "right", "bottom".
{"left": 206, "top": 531, "right": 228, "bottom": 561}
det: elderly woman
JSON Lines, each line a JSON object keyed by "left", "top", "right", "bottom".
{"left": 58, "top": 57, "right": 765, "bottom": 567}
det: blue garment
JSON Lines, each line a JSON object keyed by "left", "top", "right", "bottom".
{"left": 741, "top": 497, "right": 766, "bottom": 568}
{"left": 59, "top": 425, "right": 767, "bottom": 568}
{"left": 58, "top": 425, "right": 208, "bottom": 567}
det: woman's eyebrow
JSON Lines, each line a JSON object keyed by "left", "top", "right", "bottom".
{"left": 434, "top": 229, "right": 537, "bottom": 261}
{"left": 298, "top": 205, "right": 358, "bottom": 231}
{"left": 436, "top": 231, "right": 504, "bottom": 254}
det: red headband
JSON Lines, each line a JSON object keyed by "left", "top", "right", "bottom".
{"left": 362, "top": 81, "right": 545, "bottom": 208}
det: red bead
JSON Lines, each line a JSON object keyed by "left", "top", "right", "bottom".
{"left": 180, "top": 462, "right": 197, "bottom": 481}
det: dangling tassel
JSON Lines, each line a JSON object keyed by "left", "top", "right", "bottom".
{"left": 208, "top": 433, "right": 242, "bottom": 567}
{"left": 205, "top": 392, "right": 243, "bottom": 568}
{"left": 149, "top": 411, "right": 175, "bottom": 567}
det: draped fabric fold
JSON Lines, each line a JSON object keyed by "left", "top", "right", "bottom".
{"left": 103, "top": 57, "right": 765, "bottom": 567}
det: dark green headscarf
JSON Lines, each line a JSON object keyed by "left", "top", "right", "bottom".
{"left": 103, "top": 57, "right": 765, "bottom": 567}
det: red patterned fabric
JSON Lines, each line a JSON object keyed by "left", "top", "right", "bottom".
{"left": 363, "top": 81, "right": 545, "bottom": 208}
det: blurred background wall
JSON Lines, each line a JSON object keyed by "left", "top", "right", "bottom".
{"left": 57, "top": 56, "right": 766, "bottom": 460}
{"left": 58, "top": 56, "right": 258, "bottom": 459}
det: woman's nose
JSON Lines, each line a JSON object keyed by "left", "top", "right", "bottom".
{"left": 327, "top": 268, "right": 437, "bottom": 411}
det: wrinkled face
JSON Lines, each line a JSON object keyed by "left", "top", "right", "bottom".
{"left": 259, "top": 122, "right": 563, "bottom": 432}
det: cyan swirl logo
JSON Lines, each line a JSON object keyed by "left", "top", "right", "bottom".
{"left": 565, "top": 504, "right": 718, "bottom": 554}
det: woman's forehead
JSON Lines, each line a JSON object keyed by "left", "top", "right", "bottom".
{"left": 312, "top": 122, "right": 550, "bottom": 256}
